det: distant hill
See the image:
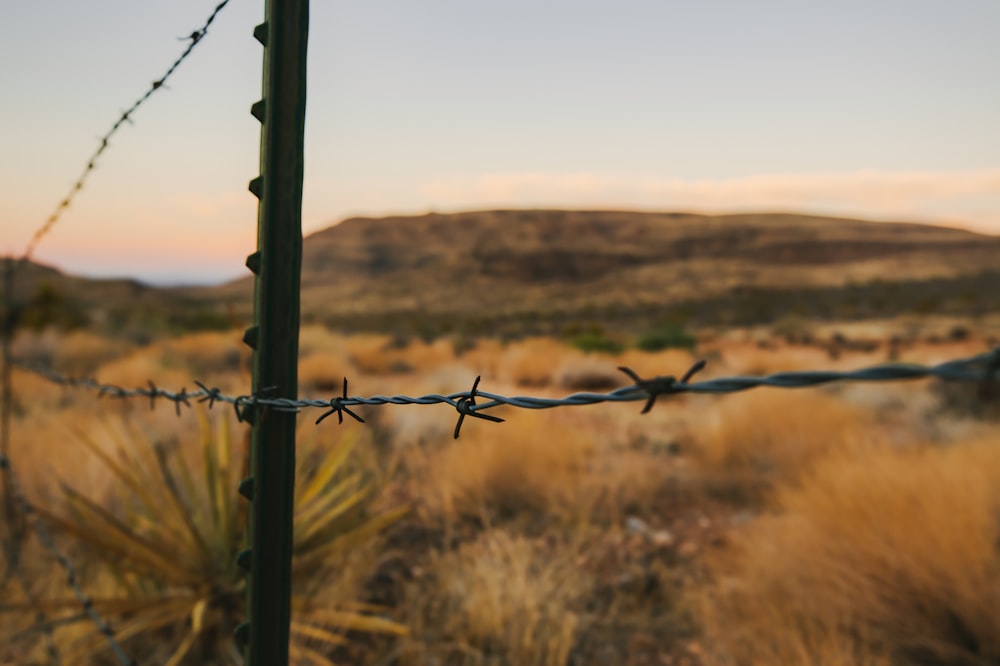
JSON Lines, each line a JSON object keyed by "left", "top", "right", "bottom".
{"left": 0, "top": 259, "right": 232, "bottom": 337}
{"left": 198, "top": 210, "right": 1000, "bottom": 336}
{"left": 6, "top": 210, "right": 1000, "bottom": 337}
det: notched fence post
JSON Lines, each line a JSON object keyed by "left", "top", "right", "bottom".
{"left": 237, "top": 1, "right": 309, "bottom": 665}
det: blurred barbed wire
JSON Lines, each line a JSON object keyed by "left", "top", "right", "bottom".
{"left": 2, "top": 3, "right": 233, "bottom": 661}
{"left": 0, "top": 452, "right": 135, "bottom": 666}
{"left": 21, "top": 0, "right": 233, "bottom": 261}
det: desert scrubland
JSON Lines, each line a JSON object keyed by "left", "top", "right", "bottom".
{"left": 2, "top": 316, "right": 999, "bottom": 665}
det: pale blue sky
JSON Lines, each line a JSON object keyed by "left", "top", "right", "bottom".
{"left": 3, "top": 1, "right": 999, "bottom": 284}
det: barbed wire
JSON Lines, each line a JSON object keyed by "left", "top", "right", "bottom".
{"left": 21, "top": 0, "right": 233, "bottom": 261}
{"left": 11, "top": 566, "right": 62, "bottom": 665}
{"left": 11, "top": 347, "right": 1000, "bottom": 438}
{"left": 2, "top": 2, "right": 233, "bottom": 660}
{"left": 0, "top": 453, "right": 135, "bottom": 666}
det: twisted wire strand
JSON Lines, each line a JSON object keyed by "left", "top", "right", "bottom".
{"left": 11, "top": 346, "right": 998, "bottom": 420}
{"left": 21, "top": 0, "right": 233, "bottom": 261}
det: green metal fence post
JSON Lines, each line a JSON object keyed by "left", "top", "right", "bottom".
{"left": 235, "top": 0, "right": 309, "bottom": 664}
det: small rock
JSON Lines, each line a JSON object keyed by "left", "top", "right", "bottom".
{"left": 677, "top": 540, "right": 699, "bottom": 560}
{"left": 650, "top": 529, "right": 675, "bottom": 549}
{"left": 626, "top": 515, "right": 649, "bottom": 534}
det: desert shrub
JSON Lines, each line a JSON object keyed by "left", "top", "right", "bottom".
{"left": 932, "top": 377, "right": 1000, "bottom": 421}
{"left": 51, "top": 330, "right": 133, "bottom": 375}
{"left": 395, "top": 531, "right": 588, "bottom": 666}
{"left": 770, "top": 315, "right": 813, "bottom": 344}
{"left": 570, "top": 331, "right": 625, "bottom": 355}
{"left": 160, "top": 330, "right": 247, "bottom": 376}
{"left": 17, "top": 282, "right": 89, "bottom": 331}
{"left": 409, "top": 413, "right": 597, "bottom": 527}
{"left": 28, "top": 412, "right": 407, "bottom": 665}
{"left": 10, "top": 329, "right": 59, "bottom": 367}
{"left": 554, "top": 357, "right": 621, "bottom": 391}
{"left": 345, "top": 335, "right": 452, "bottom": 376}
{"left": 635, "top": 323, "right": 696, "bottom": 352}
{"left": 497, "top": 337, "right": 565, "bottom": 387}
{"left": 167, "top": 306, "right": 232, "bottom": 332}
{"left": 298, "top": 351, "right": 354, "bottom": 393}
{"left": 697, "top": 438, "right": 1000, "bottom": 666}
{"left": 689, "top": 389, "right": 877, "bottom": 504}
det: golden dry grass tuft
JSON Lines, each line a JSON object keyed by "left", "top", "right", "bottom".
{"left": 6, "top": 325, "right": 998, "bottom": 665}
{"left": 688, "top": 388, "right": 878, "bottom": 503}
{"left": 160, "top": 330, "right": 249, "bottom": 377}
{"left": 298, "top": 350, "right": 355, "bottom": 392}
{"left": 553, "top": 355, "right": 622, "bottom": 391}
{"left": 697, "top": 435, "right": 1000, "bottom": 666}
{"left": 708, "top": 342, "right": 842, "bottom": 376}
{"left": 94, "top": 349, "right": 189, "bottom": 390}
{"left": 616, "top": 347, "right": 700, "bottom": 379}
{"left": 407, "top": 412, "right": 598, "bottom": 527}
{"left": 11, "top": 329, "right": 134, "bottom": 375}
{"left": 496, "top": 337, "right": 568, "bottom": 387}
{"left": 394, "top": 530, "right": 589, "bottom": 666}
{"left": 346, "top": 336, "right": 416, "bottom": 375}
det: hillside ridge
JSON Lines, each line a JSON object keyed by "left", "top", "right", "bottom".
{"left": 7, "top": 210, "right": 999, "bottom": 336}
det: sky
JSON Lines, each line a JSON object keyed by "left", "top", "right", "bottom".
{"left": 3, "top": 1, "right": 999, "bottom": 285}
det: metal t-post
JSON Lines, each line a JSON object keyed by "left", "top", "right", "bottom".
{"left": 235, "top": 1, "right": 308, "bottom": 664}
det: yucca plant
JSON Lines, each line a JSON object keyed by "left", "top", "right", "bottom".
{"left": 29, "top": 410, "right": 408, "bottom": 665}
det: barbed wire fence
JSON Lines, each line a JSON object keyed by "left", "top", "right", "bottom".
{"left": 1, "top": 2, "right": 232, "bottom": 664}
{"left": 21, "top": 0, "right": 233, "bottom": 263}
{"left": 2, "top": 0, "right": 999, "bottom": 664}
{"left": 9, "top": 350, "right": 1000, "bottom": 436}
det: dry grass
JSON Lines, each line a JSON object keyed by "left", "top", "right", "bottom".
{"left": 93, "top": 348, "right": 189, "bottom": 390}
{"left": 159, "top": 330, "right": 249, "bottom": 377}
{"left": 616, "top": 347, "right": 701, "bottom": 379}
{"left": 697, "top": 435, "right": 1000, "bottom": 666}
{"left": 6, "top": 326, "right": 998, "bottom": 665}
{"left": 298, "top": 350, "right": 355, "bottom": 392}
{"left": 298, "top": 324, "right": 348, "bottom": 359}
{"left": 11, "top": 329, "right": 134, "bottom": 375}
{"left": 496, "top": 338, "right": 568, "bottom": 387}
{"left": 346, "top": 336, "right": 442, "bottom": 375}
{"left": 449, "top": 337, "right": 505, "bottom": 381}
{"left": 392, "top": 530, "right": 589, "bottom": 666}
{"left": 553, "top": 355, "right": 622, "bottom": 391}
{"left": 406, "top": 412, "right": 599, "bottom": 528}
{"left": 707, "top": 342, "right": 846, "bottom": 376}
{"left": 688, "top": 388, "right": 879, "bottom": 503}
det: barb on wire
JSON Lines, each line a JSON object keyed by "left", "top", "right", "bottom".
{"left": 21, "top": 0, "right": 233, "bottom": 261}
{"left": 618, "top": 359, "right": 707, "bottom": 414}
{"left": 453, "top": 376, "right": 506, "bottom": 439}
{"left": 8, "top": 346, "right": 999, "bottom": 438}
{"left": 315, "top": 378, "right": 365, "bottom": 425}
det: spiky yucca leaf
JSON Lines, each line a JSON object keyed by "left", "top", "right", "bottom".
{"left": 31, "top": 412, "right": 407, "bottom": 665}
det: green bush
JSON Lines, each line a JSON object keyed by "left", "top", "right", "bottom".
{"left": 635, "top": 323, "right": 696, "bottom": 352}
{"left": 18, "top": 281, "right": 89, "bottom": 331}
{"left": 570, "top": 332, "right": 625, "bottom": 355}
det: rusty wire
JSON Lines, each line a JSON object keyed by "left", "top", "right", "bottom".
{"left": 21, "top": 0, "right": 233, "bottom": 261}
{"left": 11, "top": 347, "right": 1000, "bottom": 439}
